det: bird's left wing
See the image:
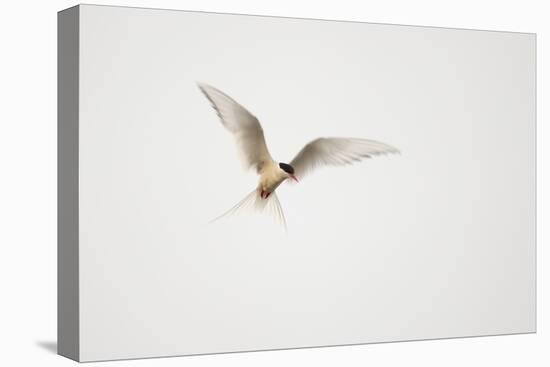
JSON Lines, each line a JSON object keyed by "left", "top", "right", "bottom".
{"left": 198, "top": 83, "right": 273, "bottom": 173}
{"left": 290, "top": 137, "right": 399, "bottom": 180}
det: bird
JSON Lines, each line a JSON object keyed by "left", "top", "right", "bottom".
{"left": 198, "top": 83, "right": 399, "bottom": 228}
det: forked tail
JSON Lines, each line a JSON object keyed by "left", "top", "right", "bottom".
{"left": 210, "top": 189, "right": 287, "bottom": 230}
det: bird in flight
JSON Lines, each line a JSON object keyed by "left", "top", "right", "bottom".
{"left": 198, "top": 83, "right": 399, "bottom": 228}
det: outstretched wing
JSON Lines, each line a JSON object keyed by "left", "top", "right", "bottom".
{"left": 290, "top": 137, "right": 399, "bottom": 180}
{"left": 198, "top": 83, "right": 273, "bottom": 173}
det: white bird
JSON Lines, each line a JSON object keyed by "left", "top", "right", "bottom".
{"left": 198, "top": 83, "right": 399, "bottom": 227}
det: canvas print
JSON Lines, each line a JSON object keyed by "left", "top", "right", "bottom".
{"left": 58, "top": 4, "right": 536, "bottom": 362}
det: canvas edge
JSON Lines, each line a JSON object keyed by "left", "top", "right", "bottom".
{"left": 57, "top": 4, "right": 80, "bottom": 362}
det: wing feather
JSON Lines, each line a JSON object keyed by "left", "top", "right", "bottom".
{"left": 290, "top": 137, "right": 399, "bottom": 180}
{"left": 198, "top": 83, "right": 273, "bottom": 173}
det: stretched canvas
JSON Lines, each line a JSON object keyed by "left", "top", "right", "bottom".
{"left": 58, "top": 4, "right": 536, "bottom": 362}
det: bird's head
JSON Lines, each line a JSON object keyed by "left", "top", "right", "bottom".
{"left": 279, "top": 162, "right": 298, "bottom": 182}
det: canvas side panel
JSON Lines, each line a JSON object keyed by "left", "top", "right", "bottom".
{"left": 57, "top": 5, "right": 80, "bottom": 362}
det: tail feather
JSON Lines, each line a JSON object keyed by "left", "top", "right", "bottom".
{"left": 269, "top": 193, "right": 287, "bottom": 231}
{"left": 209, "top": 189, "right": 258, "bottom": 223}
{"left": 210, "top": 189, "right": 287, "bottom": 229}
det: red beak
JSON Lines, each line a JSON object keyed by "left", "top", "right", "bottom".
{"left": 290, "top": 175, "right": 299, "bottom": 182}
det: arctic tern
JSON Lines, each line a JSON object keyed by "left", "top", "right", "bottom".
{"left": 198, "top": 83, "right": 399, "bottom": 227}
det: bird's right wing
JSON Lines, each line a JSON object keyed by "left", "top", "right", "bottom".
{"left": 290, "top": 137, "right": 399, "bottom": 180}
{"left": 198, "top": 83, "right": 273, "bottom": 173}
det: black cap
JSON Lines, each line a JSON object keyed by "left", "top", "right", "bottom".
{"left": 279, "top": 162, "right": 295, "bottom": 175}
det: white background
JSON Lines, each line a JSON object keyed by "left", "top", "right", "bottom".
{"left": 75, "top": 4, "right": 535, "bottom": 361}
{"left": 0, "top": 0, "right": 547, "bottom": 366}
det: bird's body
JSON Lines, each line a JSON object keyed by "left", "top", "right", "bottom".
{"left": 258, "top": 162, "right": 288, "bottom": 199}
{"left": 198, "top": 82, "right": 399, "bottom": 227}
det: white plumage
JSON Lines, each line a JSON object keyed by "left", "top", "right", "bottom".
{"left": 198, "top": 82, "right": 399, "bottom": 227}
{"left": 197, "top": 82, "right": 273, "bottom": 173}
{"left": 290, "top": 137, "right": 399, "bottom": 180}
